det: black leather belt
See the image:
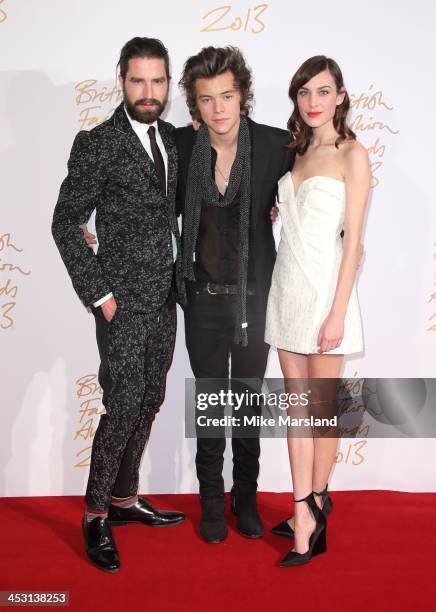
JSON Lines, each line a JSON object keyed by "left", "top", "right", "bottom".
{"left": 194, "top": 282, "right": 256, "bottom": 296}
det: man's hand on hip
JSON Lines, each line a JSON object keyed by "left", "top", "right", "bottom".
{"left": 81, "top": 226, "right": 97, "bottom": 247}
{"left": 101, "top": 296, "right": 117, "bottom": 323}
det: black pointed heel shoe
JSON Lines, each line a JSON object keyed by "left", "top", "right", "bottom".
{"left": 279, "top": 492, "right": 327, "bottom": 567}
{"left": 270, "top": 484, "right": 332, "bottom": 538}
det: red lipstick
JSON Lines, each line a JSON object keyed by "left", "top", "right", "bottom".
{"left": 307, "top": 112, "right": 322, "bottom": 117}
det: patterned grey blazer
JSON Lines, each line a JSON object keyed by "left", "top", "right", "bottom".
{"left": 52, "top": 102, "right": 185, "bottom": 311}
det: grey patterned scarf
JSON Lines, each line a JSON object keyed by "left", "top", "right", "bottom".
{"left": 182, "top": 115, "right": 251, "bottom": 346}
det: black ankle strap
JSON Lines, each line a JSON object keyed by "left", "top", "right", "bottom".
{"left": 313, "top": 484, "right": 328, "bottom": 497}
{"left": 294, "top": 492, "right": 314, "bottom": 504}
{"left": 293, "top": 492, "right": 325, "bottom": 525}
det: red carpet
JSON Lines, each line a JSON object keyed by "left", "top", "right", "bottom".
{"left": 1, "top": 492, "right": 435, "bottom": 611}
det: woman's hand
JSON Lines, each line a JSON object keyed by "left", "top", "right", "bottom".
{"left": 317, "top": 312, "right": 344, "bottom": 354}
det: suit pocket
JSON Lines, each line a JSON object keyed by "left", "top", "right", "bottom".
{"left": 108, "top": 306, "right": 120, "bottom": 325}
{"left": 91, "top": 304, "right": 107, "bottom": 322}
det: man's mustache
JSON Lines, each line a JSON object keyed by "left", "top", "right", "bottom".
{"left": 135, "top": 98, "right": 161, "bottom": 106}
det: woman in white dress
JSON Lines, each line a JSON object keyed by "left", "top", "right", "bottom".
{"left": 265, "top": 56, "right": 370, "bottom": 566}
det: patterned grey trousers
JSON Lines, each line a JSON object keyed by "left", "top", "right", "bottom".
{"left": 85, "top": 300, "right": 176, "bottom": 512}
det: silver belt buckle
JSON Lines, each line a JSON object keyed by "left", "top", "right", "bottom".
{"left": 206, "top": 282, "right": 217, "bottom": 295}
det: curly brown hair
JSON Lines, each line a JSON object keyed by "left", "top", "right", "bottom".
{"left": 288, "top": 55, "right": 355, "bottom": 155}
{"left": 179, "top": 46, "right": 253, "bottom": 122}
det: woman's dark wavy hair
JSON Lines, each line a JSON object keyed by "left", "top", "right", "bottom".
{"left": 179, "top": 46, "right": 253, "bottom": 121}
{"left": 288, "top": 55, "right": 355, "bottom": 155}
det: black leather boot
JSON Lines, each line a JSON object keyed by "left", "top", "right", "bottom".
{"left": 199, "top": 495, "right": 228, "bottom": 544}
{"left": 82, "top": 515, "right": 120, "bottom": 573}
{"left": 230, "top": 489, "right": 263, "bottom": 539}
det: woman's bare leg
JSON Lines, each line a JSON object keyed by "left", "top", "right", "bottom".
{"left": 278, "top": 349, "right": 317, "bottom": 553}
{"left": 309, "top": 353, "right": 344, "bottom": 509}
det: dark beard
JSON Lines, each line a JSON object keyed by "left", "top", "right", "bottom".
{"left": 124, "top": 91, "right": 167, "bottom": 124}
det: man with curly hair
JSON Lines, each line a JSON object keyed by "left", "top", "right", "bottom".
{"left": 176, "top": 46, "right": 293, "bottom": 543}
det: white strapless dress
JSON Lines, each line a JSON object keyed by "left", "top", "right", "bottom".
{"left": 265, "top": 172, "right": 363, "bottom": 355}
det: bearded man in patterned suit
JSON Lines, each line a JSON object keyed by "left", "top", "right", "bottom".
{"left": 52, "top": 37, "right": 186, "bottom": 574}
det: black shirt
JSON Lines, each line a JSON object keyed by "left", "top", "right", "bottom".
{"left": 194, "top": 147, "right": 255, "bottom": 285}
{"left": 173, "top": 120, "right": 293, "bottom": 326}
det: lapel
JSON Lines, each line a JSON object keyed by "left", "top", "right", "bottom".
{"left": 113, "top": 103, "right": 153, "bottom": 177}
{"left": 248, "top": 117, "right": 270, "bottom": 236}
{"left": 112, "top": 103, "right": 167, "bottom": 197}
{"left": 158, "top": 118, "right": 178, "bottom": 206}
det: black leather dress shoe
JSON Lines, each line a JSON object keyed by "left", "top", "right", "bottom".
{"left": 230, "top": 490, "right": 263, "bottom": 539}
{"left": 82, "top": 515, "right": 120, "bottom": 573}
{"left": 199, "top": 495, "right": 228, "bottom": 544}
{"left": 108, "top": 497, "right": 185, "bottom": 527}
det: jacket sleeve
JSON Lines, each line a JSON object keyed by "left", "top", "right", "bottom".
{"left": 51, "top": 130, "right": 112, "bottom": 307}
{"left": 281, "top": 133, "right": 294, "bottom": 177}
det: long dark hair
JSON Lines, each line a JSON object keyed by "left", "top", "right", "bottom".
{"left": 288, "top": 55, "right": 355, "bottom": 155}
{"left": 179, "top": 46, "right": 253, "bottom": 121}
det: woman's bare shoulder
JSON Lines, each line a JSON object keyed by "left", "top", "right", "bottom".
{"left": 340, "top": 139, "right": 368, "bottom": 158}
{"left": 339, "top": 139, "right": 369, "bottom": 170}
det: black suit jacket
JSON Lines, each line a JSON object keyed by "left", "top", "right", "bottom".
{"left": 52, "top": 103, "right": 185, "bottom": 311}
{"left": 174, "top": 117, "right": 294, "bottom": 325}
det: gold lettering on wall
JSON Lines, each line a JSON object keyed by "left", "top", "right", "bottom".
{"left": 0, "top": 0, "right": 7, "bottom": 23}
{"left": 201, "top": 4, "right": 269, "bottom": 34}
{"left": 426, "top": 242, "right": 436, "bottom": 332}
{"left": 335, "top": 373, "right": 369, "bottom": 465}
{"left": 349, "top": 85, "right": 399, "bottom": 188}
{"left": 335, "top": 440, "right": 367, "bottom": 465}
{"left": 74, "top": 374, "right": 105, "bottom": 468}
{"left": 0, "top": 233, "right": 30, "bottom": 330}
{"left": 74, "top": 79, "right": 122, "bottom": 130}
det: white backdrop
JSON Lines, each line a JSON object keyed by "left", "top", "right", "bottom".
{"left": 1, "top": 0, "right": 435, "bottom": 497}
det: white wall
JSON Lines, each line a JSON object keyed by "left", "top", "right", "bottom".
{"left": 1, "top": 0, "right": 435, "bottom": 496}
